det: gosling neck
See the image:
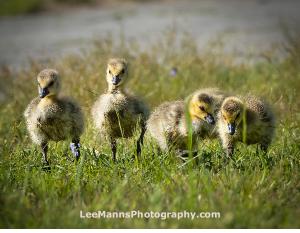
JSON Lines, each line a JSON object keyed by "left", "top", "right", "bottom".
{"left": 108, "top": 83, "right": 123, "bottom": 94}
{"left": 40, "top": 94, "right": 58, "bottom": 102}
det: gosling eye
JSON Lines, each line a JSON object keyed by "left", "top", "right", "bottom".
{"left": 120, "top": 69, "right": 125, "bottom": 75}
{"left": 108, "top": 70, "right": 112, "bottom": 74}
{"left": 236, "top": 112, "right": 240, "bottom": 119}
{"left": 199, "top": 106, "right": 205, "bottom": 111}
{"left": 48, "top": 81, "right": 54, "bottom": 87}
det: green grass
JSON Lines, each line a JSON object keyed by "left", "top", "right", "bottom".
{"left": 0, "top": 0, "right": 44, "bottom": 16}
{"left": 0, "top": 0, "right": 97, "bottom": 16}
{"left": 0, "top": 32, "right": 299, "bottom": 228}
{"left": 0, "top": 0, "right": 151, "bottom": 16}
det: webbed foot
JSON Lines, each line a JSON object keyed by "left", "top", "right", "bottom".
{"left": 70, "top": 142, "right": 80, "bottom": 161}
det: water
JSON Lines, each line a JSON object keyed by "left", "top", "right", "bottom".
{"left": 0, "top": 0, "right": 300, "bottom": 69}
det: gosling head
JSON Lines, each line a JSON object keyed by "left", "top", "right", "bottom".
{"left": 106, "top": 58, "right": 128, "bottom": 89}
{"left": 188, "top": 92, "right": 216, "bottom": 125}
{"left": 37, "top": 69, "right": 60, "bottom": 99}
{"left": 221, "top": 97, "right": 244, "bottom": 135}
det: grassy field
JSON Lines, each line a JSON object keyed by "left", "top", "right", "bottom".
{"left": 0, "top": 31, "right": 299, "bottom": 228}
{"left": 0, "top": 0, "right": 152, "bottom": 16}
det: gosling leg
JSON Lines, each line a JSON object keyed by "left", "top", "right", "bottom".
{"left": 260, "top": 143, "right": 269, "bottom": 153}
{"left": 41, "top": 142, "right": 50, "bottom": 171}
{"left": 226, "top": 146, "right": 234, "bottom": 157}
{"left": 259, "top": 136, "right": 271, "bottom": 153}
{"left": 136, "top": 122, "right": 146, "bottom": 157}
{"left": 222, "top": 137, "right": 234, "bottom": 157}
{"left": 110, "top": 137, "right": 117, "bottom": 162}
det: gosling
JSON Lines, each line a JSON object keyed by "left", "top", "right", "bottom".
{"left": 217, "top": 95, "right": 275, "bottom": 157}
{"left": 147, "top": 88, "right": 226, "bottom": 155}
{"left": 91, "top": 58, "right": 149, "bottom": 161}
{"left": 24, "top": 69, "right": 84, "bottom": 167}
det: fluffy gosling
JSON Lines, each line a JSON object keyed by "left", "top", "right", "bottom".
{"left": 24, "top": 69, "right": 84, "bottom": 167}
{"left": 147, "top": 88, "right": 226, "bottom": 154}
{"left": 218, "top": 95, "right": 275, "bottom": 156}
{"left": 91, "top": 58, "right": 149, "bottom": 161}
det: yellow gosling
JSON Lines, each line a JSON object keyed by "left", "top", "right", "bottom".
{"left": 218, "top": 95, "right": 275, "bottom": 156}
{"left": 91, "top": 58, "right": 149, "bottom": 161}
{"left": 24, "top": 69, "right": 84, "bottom": 167}
{"left": 147, "top": 88, "right": 227, "bottom": 156}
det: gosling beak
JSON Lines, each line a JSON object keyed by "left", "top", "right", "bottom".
{"left": 205, "top": 114, "right": 215, "bottom": 125}
{"left": 228, "top": 123, "right": 236, "bottom": 135}
{"left": 39, "top": 88, "right": 49, "bottom": 98}
{"left": 112, "top": 76, "right": 121, "bottom": 85}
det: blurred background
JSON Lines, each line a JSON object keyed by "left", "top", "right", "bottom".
{"left": 0, "top": 0, "right": 300, "bottom": 69}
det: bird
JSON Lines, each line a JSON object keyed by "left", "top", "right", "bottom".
{"left": 147, "top": 88, "right": 227, "bottom": 157}
{"left": 24, "top": 69, "right": 84, "bottom": 167}
{"left": 188, "top": 88, "right": 227, "bottom": 129}
{"left": 91, "top": 58, "right": 149, "bottom": 161}
{"left": 217, "top": 95, "right": 275, "bottom": 157}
